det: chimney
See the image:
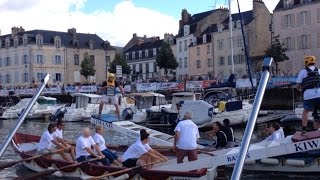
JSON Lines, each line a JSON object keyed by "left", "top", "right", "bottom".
{"left": 181, "top": 9, "right": 189, "bottom": 23}
{"left": 68, "top": 28, "right": 77, "bottom": 38}
{"left": 133, "top": 33, "right": 137, "bottom": 38}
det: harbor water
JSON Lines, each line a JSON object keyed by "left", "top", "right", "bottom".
{"left": 0, "top": 119, "right": 317, "bottom": 180}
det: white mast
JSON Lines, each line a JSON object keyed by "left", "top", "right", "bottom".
{"left": 229, "top": 0, "right": 234, "bottom": 74}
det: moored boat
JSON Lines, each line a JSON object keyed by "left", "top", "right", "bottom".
{"left": 11, "top": 132, "right": 215, "bottom": 180}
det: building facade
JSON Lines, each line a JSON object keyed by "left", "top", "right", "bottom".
{"left": 273, "top": 0, "right": 320, "bottom": 75}
{"left": 0, "top": 27, "right": 115, "bottom": 88}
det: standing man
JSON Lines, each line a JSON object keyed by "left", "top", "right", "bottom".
{"left": 296, "top": 56, "right": 320, "bottom": 134}
{"left": 173, "top": 111, "right": 200, "bottom": 163}
{"left": 98, "top": 73, "right": 124, "bottom": 119}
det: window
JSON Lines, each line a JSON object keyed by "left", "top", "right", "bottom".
{"left": 207, "top": 45, "right": 210, "bottom": 54}
{"left": 184, "top": 40, "right": 187, "bottom": 51}
{"left": 5, "top": 57, "right": 11, "bottom": 66}
{"left": 36, "top": 55, "right": 43, "bottom": 64}
{"left": 55, "top": 55, "right": 61, "bottom": 64}
{"left": 90, "top": 55, "right": 95, "bottom": 66}
{"left": 139, "top": 64, "right": 142, "bottom": 73}
{"left": 5, "top": 40, "right": 9, "bottom": 48}
{"left": 5, "top": 74, "right": 11, "bottom": 83}
{"left": 300, "top": 35, "right": 310, "bottom": 49}
{"left": 179, "top": 58, "right": 182, "bottom": 69}
{"left": 23, "top": 55, "right": 28, "bottom": 64}
{"left": 300, "top": 11, "right": 306, "bottom": 26}
{"left": 37, "top": 73, "right": 44, "bottom": 81}
{"left": 179, "top": 42, "right": 182, "bottom": 52}
{"left": 89, "top": 41, "right": 94, "bottom": 49}
{"left": 74, "top": 54, "right": 79, "bottom": 65}
{"left": 238, "top": 54, "right": 244, "bottom": 64}
{"left": 203, "top": 35, "right": 207, "bottom": 43}
{"left": 301, "top": 0, "right": 311, "bottom": 4}
{"left": 23, "top": 37, "right": 27, "bottom": 46}
{"left": 153, "top": 48, "right": 157, "bottom": 57}
{"left": 197, "top": 47, "right": 200, "bottom": 56}
{"left": 218, "top": 40, "right": 224, "bottom": 50}
{"left": 139, "top": 51, "right": 142, "bottom": 58}
{"left": 55, "top": 73, "right": 62, "bottom": 81}
{"left": 228, "top": 56, "right": 232, "bottom": 65}
{"left": 23, "top": 73, "right": 29, "bottom": 82}
{"left": 0, "top": 58, "right": 2, "bottom": 67}
{"left": 126, "top": 53, "right": 129, "bottom": 60}
{"left": 145, "top": 50, "right": 149, "bottom": 57}
{"left": 14, "top": 38, "right": 18, "bottom": 48}
{"left": 132, "top": 52, "right": 135, "bottom": 59}
{"left": 184, "top": 57, "right": 187, "bottom": 68}
{"left": 208, "top": 58, "right": 212, "bottom": 67}
{"left": 0, "top": 75, "right": 2, "bottom": 83}
{"left": 219, "top": 57, "right": 225, "bottom": 66}
{"left": 196, "top": 60, "right": 201, "bottom": 68}
{"left": 285, "top": 37, "right": 292, "bottom": 51}
{"left": 36, "top": 35, "right": 43, "bottom": 46}
{"left": 55, "top": 38, "right": 61, "bottom": 48}
{"left": 285, "top": 14, "right": 292, "bottom": 28}
{"left": 15, "top": 54, "right": 19, "bottom": 65}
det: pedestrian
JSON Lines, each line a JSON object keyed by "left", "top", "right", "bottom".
{"left": 222, "top": 118, "right": 236, "bottom": 148}
{"left": 296, "top": 56, "right": 320, "bottom": 134}
{"left": 205, "top": 121, "right": 227, "bottom": 149}
{"left": 261, "top": 122, "right": 285, "bottom": 142}
{"left": 173, "top": 110, "right": 200, "bottom": 163}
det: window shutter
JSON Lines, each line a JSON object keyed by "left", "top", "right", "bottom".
{"left": 306, "top": 11, "right": 311, "bottom": 25}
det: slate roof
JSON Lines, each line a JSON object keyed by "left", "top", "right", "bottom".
{"left": 123, "top": 40, "right": 164, "bottom": 53}
{"left": 0, "top": 29, "right": 114, "bottom": 50}
{"left": 222, "top": 10, "right": 254, "bottom": 26}
{"left": 274, "top": 0, "right": 319, "bottom": 11}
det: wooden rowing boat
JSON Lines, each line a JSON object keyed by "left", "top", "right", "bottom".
{"left": 11, "top": 133, "right": 215, "bottom": 179}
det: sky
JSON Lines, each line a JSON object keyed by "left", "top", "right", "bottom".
{"left": 0, "top": 0, "right": 279, "bottom": 47}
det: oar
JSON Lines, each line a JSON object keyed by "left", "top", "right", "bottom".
{"left": 13, "top": 157, "right": 100, "bottom": 180}
{"left": 88, "top": 160, "right": 162, "bottom": 180}
{"left": 0, "top": 148, "right": 64, "bottom": 170}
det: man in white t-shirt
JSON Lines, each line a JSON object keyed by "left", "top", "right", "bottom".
{"left": 37, "top": 123, "right": 70, "bottom": 162}
{"left": 75, "top": 127, "right": 107, "bottom": 165}
{"left": 173, "top": 110, "right": 199, "bottom": 163}
{"left": 261, "top": 122, "right": 285, "bottom": 142}
{"left": 52, "top": 121, "right": 76, "bottom": 162}
{"left": 296, "top": 56, "right": 320, "bottom": 134}
{"left": 93, "top": 126, "right": 122, "bottom": 166}
{"left": 122, "top": 129, "right": 167, "bottom": 169}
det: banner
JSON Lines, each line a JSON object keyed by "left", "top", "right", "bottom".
{"left": 267, "top": 76, "right": 297, "bottom": 87}
{"left": 123, "top": 85, "right": 131, "bottom": 92}
{"left": 42, "top": 87, "right": 62, "bottom": 94}
{"left": 64, "top": 86, "right": 76, "bottom": 93}
{"left": 157, "top": 82, "right": 179, "bottom": 90}
{"left": 236, "top": 78, "right": 257, "bottom": 88}
{"left": 202, "top": 80, "right": 217, "bottom": 89}
{"left": 78, "top": 85, "right": 98, "bottom": 93}
{"left": 186, "top": 81, "right": 202, "bottom": 89}
{"left": 136, "top": 83, "right": 157, "bottom": 91}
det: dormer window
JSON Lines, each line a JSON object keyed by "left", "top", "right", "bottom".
{"left": 14, "top": 37, "right": 18, "bottom": 48}
{"left": 132, "top": 52, "right": 135, "bottom": 59}
{"left": 284, "top": 0, "right": 293, "bottom": 8}
{"left": 203, "top": 35, "right": 207, "bottom": 43}
{"left": 301, "top": 0, "right": 311, "bottom": 4}
{"left": 23, "top": 35, "right": 28, "bottom": 46}
{"left": 126, "top": 53, "right": 129, "bottom": 60}
{"left": 184, "top": 25, "right": 190, "bottom": 36}
{"left": 139, "top": 51, "right": 142, "bottom": 58}
{"left": 193, "top": 37, "right": 197, "bottom": 45}
{"left": 145, "top": 50, "right": 149, "bottom": 58}
{"left": 89, "top": 40, "right": 94, "bottom": 49}
{"left": 218, "top": 25, "right": 223, "bottom": 32}
{"left": 5, "top": 38, "right": 10, "bottom": 48}
{"left": 237, "top": 20, "right": 241, "bottom": 28}
{"left": 0, "top": 39, "right": 2, "bottom": 48}
{"left": 36, "top": 35, "right": 43, "bottom": 46}
{"left": 54, "top": 36, "right": 61, "bottom": 48}
{"left": 153, "top": 48, "right": 157, "bottom": 57}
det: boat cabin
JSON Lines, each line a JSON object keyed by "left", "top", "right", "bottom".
{"left": 70, "top": 93, "right": 102, "bottom": 109}
{"left": 127, "top": 92, "right": 168, "bottom": 110}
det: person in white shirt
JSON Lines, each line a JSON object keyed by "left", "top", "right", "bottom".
{"left": 52, "top": 121, "right": 76, "bottom": 162}
{"left": 122, "top": 129, "right": 167, "bottom": 169}
{"left": 173, "top": 110, "right": 200, "bottom": 163}
{"left": 75, "top": 127, "right": 107, "bottom": 165}
{"left": 296, "top": 56, "right": 320, "bottom": 134}
{"left": 93, "top": 126, "right": 122, "bottom": 166}
{"left": 262, "top": 122, "right": 285, "bottom": 142}
{"left": 37, "top": 123, "right": 70, "bottom": 162}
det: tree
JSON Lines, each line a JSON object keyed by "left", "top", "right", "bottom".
{"left": 109, "top": 53, "right": 131, "bottom": 74}
{"left": 265, "top": 35, "right": 289, "bottom": 76}
{"left": 156, "top": 42, "right": 179, "bottom": 76}
{"left": 80, "top": 52, "right": 96, "bottom": 82}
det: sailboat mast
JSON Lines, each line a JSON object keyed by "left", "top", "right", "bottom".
{"left": 229, "top": 0, "right": 235, "bottom": 74}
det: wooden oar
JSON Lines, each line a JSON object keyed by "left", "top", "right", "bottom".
{"left": 13, "top": 157, "right": 100, "bottom": 180}
{"left": 0, "top": 148, "right": 64, "bottom": 170}
{"left": 88, "top": 160, "right": 162, "bottom": 180}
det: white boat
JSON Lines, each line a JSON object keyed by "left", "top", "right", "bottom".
{"left": 156, "top": 130, "right": 320, "bottom": 173}
{"left": 125, "top": 92, "right": 172, "bottom": 123}
{"left": 59, "top": 93, "right": 134, "bottom": 122}
{"left": 1, "top": 96, "right": 62, "bottom": 119}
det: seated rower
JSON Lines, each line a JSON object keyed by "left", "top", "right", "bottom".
{"left": 93, "top": 126, "right": 122, "bottom": 166}
{"left": 75, "top": 127, "right": 108, "bottom": 165}
{"left": 205, "top": 121, "right": 227, "bottom": 149}
{"left": 52, "top": 121, "right": 76, "bottom": 162}
{"left": 37, "top": 123, "right": 71, "bottom": 162}
{"left": 122, "top": 129, "right": 167, "bottom": 169}
{"left": 261, "top": 122, "right": 285, "bottom": 142}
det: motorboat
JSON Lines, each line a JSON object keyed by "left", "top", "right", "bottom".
{"left": 1, "top": 96, "right": 62, "bottom": 119}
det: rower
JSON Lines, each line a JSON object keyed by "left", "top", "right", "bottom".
{"left": 37, "top": 122, "right": 71, "bottom": 162}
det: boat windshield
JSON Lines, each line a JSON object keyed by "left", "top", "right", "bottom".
{"left": 37, "top": 99, "right": 56, "bottom": 105}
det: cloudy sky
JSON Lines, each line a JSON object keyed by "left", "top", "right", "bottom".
{"left": 0, "top": 0, "right": 279, "bottom": 47}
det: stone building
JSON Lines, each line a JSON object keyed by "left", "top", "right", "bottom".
{"left": 0, "top": 27, "right": 115, "bottom": 88}
{"left": 273, "top": 0, "right": 320, "bottom": 75}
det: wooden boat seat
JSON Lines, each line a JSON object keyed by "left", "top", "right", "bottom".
{"left": 291, "top": 130, "right": 320, "bottom": 142}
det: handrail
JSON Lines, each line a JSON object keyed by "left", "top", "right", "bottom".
{"left": 231, "top": 58, "right": 273, "bottom": 180}
{"left": 0, "top": 74, "right": 50, "bottom": 158}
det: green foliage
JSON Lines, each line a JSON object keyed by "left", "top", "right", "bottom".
{"left": 80, "top": 52, "right": 96, "bottom": 82}
{"left": 156, "top": 42, "right": 178, "bottom": 76}
{"left": 109, "top": 53, "right": 131, "bottom": 74}
{"left": 265, "top": 35, "right": 289, "bottom": 75}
